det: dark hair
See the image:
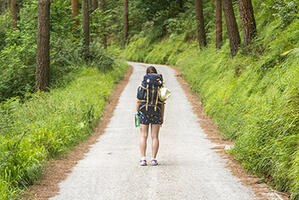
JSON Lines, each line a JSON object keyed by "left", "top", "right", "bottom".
{"left": 146, "top": 66, "right": 157, "bottom": 74}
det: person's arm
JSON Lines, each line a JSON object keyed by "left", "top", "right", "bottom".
{"left": 160, "top": 76, "right": 165, "bottom": 123}
{"left": 161, "top": 103, "right": 165, "bottom": 124}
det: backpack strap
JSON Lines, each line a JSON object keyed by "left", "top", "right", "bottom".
{"left": 139, "top": 104, "right": 161, "bottom": 112}
{"left": 154, "top": 86, "right": 160, "bottom": 111}
{"left": 138, "top": 99, "right": 163, "bottom": 104}
{"left": 146, "top": 84, "right": 149, "bottom": 111}
{"left": 140, "top": 85, "right": 146, "bottom": 90}
{"left": 151, "top": 85, "right": 155, "bottom": 104}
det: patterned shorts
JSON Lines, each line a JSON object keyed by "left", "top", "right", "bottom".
{"left": 139, "top": 104, "right": 162, "bottom": 125}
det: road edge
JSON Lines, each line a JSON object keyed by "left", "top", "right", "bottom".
{"left": 23, "top": 66, "right": 133, "bottom": 200}
{"left": 170, "top": 65, "right": 289, "bottom": 200}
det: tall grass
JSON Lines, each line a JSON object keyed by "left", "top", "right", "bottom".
{"left": 0, "top": 63, "right": 128, "bottom": 199}
{"left": 123, "top": 18, "right": 299, "bottom": 199}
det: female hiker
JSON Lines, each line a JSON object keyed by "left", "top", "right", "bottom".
{"left": 136, "top": 66, "right": 165, "bottom": 166}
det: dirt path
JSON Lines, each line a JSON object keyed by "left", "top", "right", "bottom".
{"left": 26, "top": 62, "right": 288, "bottom": 200}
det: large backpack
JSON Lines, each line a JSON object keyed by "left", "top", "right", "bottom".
{"left": 137, "top": 74, "right": 163, "bottom": 115}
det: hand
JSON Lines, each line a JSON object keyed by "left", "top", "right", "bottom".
{"left": 160, "top": 120, "right": 164, "bottom": 128}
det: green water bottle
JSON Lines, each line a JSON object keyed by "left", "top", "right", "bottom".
{"left": 135, "top": 112, "right": 140, "bottom": 127}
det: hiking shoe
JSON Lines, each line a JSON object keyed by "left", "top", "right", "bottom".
{"left": 151, "top": 159, "right": 158, "bottom": 166}
{"left": 140, "top": 159, "right": 147, "bottom": 166}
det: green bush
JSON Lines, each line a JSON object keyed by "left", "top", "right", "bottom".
{"left": 0, "top": 0, "right": 84, "bottom": 101}
{"left": 0, "top": 12, "right": 10, "bottom": 50}
{"left": 0, "top": 63, "right": 128, "bottom": 199}
{"left": 88, "top": 42, "right": 116, "bottom": 72}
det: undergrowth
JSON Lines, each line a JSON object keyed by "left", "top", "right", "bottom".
{"left": 0, "top": 63, "right": 128, "bottom": 199}
{"left": 123, "top": 17, "right": 299, "bottom": 199}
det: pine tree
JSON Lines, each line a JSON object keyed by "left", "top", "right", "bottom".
{"left": 83, "top": 0, "right": 90, "bottom": 59}
{"left": 238, "top": 0, "right": 256, "bottom": 46}
{"left": 36, "top": 0, "right": 51, "bottom": 92}
{"left": 195, "top": 0, "right": 207, "bottom": 49}
{"left": 123, "top": 0, "right": 129, "bottom": 46}
{"left": 222, "top": 0, "right": 241, "bottom": 57}
{"left": 216, "top": 0, "right": 223, "bottom": 49}
{"left": 71, "top": 0, "right": 79, "bottom": 25}
{"left": 10, "top": 0, "right": 19, "bottom": 29}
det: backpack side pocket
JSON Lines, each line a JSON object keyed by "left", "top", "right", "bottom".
{"left": 137, "top": 85, "right": 147, "bottom": 100}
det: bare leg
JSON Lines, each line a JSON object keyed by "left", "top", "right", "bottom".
{"left": 151, "top": 124, "right": 160, "bottom": 159}
{"left": 139, "top": 124, "right": 149, "bottom": 158}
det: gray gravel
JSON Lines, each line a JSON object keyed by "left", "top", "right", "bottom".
{"left": 50, "top": 62, "right": 256, "bottom": 200}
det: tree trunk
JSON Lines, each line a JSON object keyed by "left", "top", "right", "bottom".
{"left": 215, "top": 0, "right": 222, "bottom": 49}
{"left": 71, "top": 0, "right": 79, "bottom": 25}
{"left": 222, "top": 0, "right": 241, "bottom": 57}
{"left": 238, "top": 0, "right": 256, "bottom": 46}
{"left": 178, "top": 0, "right": 184, "bottom": 11}
{"left": 82, "top": 0, "right": 90, "bottom": 59}
{"left": 195, "top": 0, "right": 207, "bottom": 49}
{"left": 10, "top": 0, "right": 19, "bottom": 29}
{"left": 82, "top": 0, "right": 90, "bottom": 57}
{"left": 71, "top": 0, "right": 78, "bottom": 17}
{"left": 99, "top": 0, "right": 107, "bottom": 49}
{"left": 36, "top": 0, "right": 50, "bottom": 92}
{"left": 93, "top": 0, "right": 98, "bottom": 11}
{"left": 123, "top": 0, "right": 129, "bottom": 47}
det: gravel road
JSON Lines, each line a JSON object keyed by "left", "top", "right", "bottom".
{"left": 50, "top": 62, "right": 256, "bottom": 200}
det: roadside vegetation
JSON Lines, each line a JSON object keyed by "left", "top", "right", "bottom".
{"left": 0, "top": 0, "right": 298, "bottom": 199}
{"left": 123, "top": 0, "right": 298, "bottom": 198}
{"left": 0, "top": 0, "right": 128, "bottom": 199}
{"left": 0, "top": 64, "right": 128, "bottom": 199}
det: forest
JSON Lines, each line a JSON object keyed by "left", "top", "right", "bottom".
{"left": 0, "top": 0, "right": 298, "bottom": 199}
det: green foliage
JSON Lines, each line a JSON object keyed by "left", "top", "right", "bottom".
{"left": 0, "top": 63, "right": 128, "bottom": 199}
{"left": 0, "top": 12, "right": 10, "bottom": 50}
{"left": 0, "top": 0, "right": 84, "bottom": 101}
{"left": 123, "top": 37, "right": 153, "bottom": 62}
{"left": 268, "top": 0, "right": 298, "bottom": 27}
{"left": 0, "top": 1, "right": 8, "bottom": 15}
{"left": 90, "top": 8, "right": 116, "bottom": 41}
{"left": 123, "top": 8, "right": 299, "bottom": 198}
{"left": 99, "top": 0, "right": 193, "bottom": 43}
{"left": 88, "top": 42, "right": 116, "bottom": 72}
{"left": 1, "top": 0, "right": 298, "bottom": 198}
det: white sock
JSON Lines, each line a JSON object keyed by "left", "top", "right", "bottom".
{"left": 152, "top": 157, "right": 156, "bottom": 161}
{"left": 141, "top": 157, "right": 146, "bottom": 161}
